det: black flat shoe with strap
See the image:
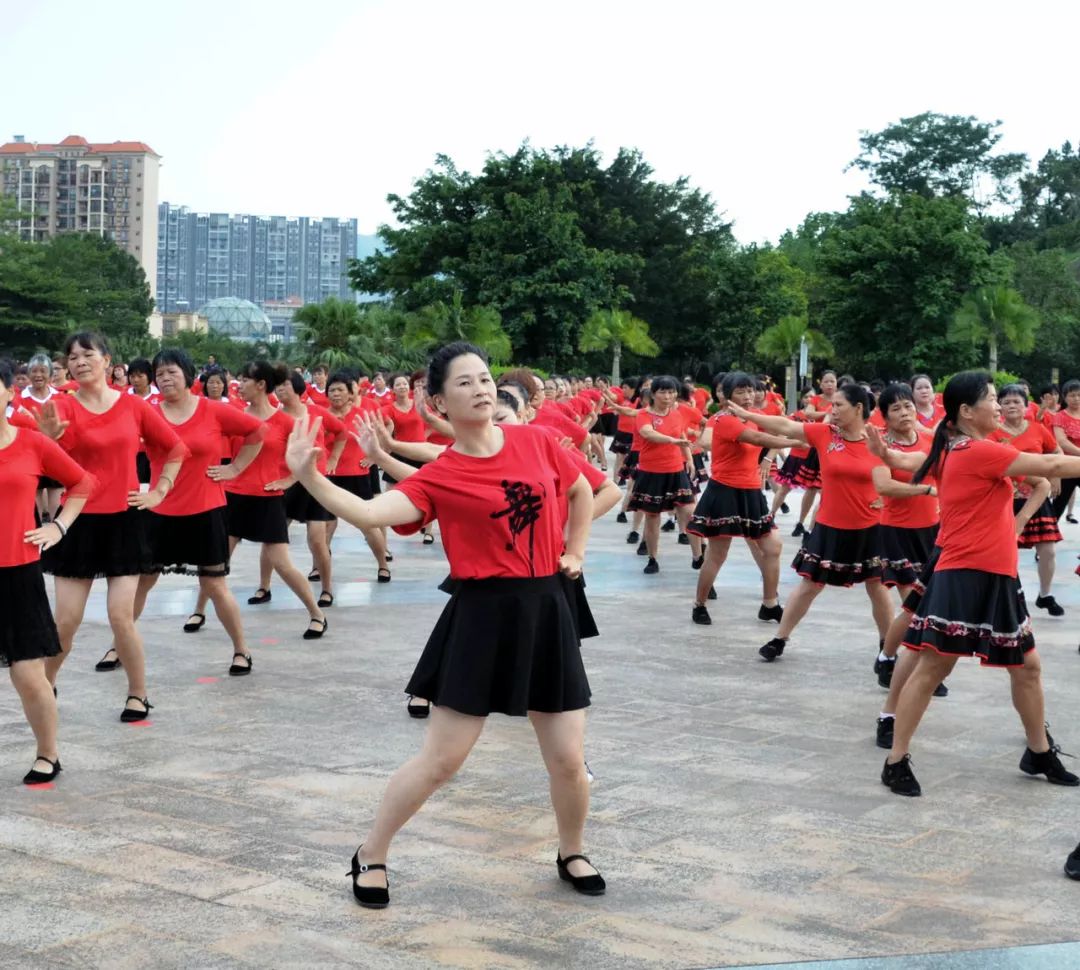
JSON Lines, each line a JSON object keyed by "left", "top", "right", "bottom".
{"left": 183, "top": 613, "right": 206, "bottom": 633}
{"left": 406, "top": 696, "right": 430, "bottom": 718}
{"left": 95, "top": 649, "right": 121, "bottom": 672}
{"left": 317, "top": 591, "right": 334, "bottom": 608}
{"left": 23, "top": 756, "right": 61, "bottom": 785}
{"left": 348, "top": 846, "right": 389, "bottom": 908}
{"left": 228, "top": 653, "right": 253, "bottom": 677}
{"left": 120, "top": 696, "right": 153, "bottom": 723}
{"left": 377, "top": 568, "right": 391, "bottom": 583}
{"left": 557, "top": 853, "right": 606, "bottom": 896}
{"left": 247, "top": 588, "right": 272, "bottom": 605}
{"left": 303, "top": 617, "right": 328, "bottom": 640}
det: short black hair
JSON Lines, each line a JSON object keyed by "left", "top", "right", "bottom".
{"left": 877, "top": 381, "right": 914, "bottom": 416}
{"left": 0, "top": 358, "right": 13, "bottom": 390}
{"left": 127, "top": 357, "right": 154, "bottom": 381}
{"left": 999, "top": 383, "right": 1028, "bottom": 404}
{"left": 63, "top": 331, "right": 110, "bottom": 357}
{"left": 327, "top": 371, "right": 355, "bottom": 392}
{"left": 1062, "top": 379, "right": 1080, "bottom": 397}
{"left": 241, "top": 360, "right": 288, "bottom": 391}
{"left": 151, "top": 348, "right": 196, "bottom": 388}
{"left": 201, "top": 366, "right": 228, "bottom": 396}
{"left": 721, "top": 371, "right": 755, "bottom": 401}
{"left": 427, "top": 341, "right": 488, "bottom": 396}
{"left": 286, "top": 372, "right": 306, "bottom": 394}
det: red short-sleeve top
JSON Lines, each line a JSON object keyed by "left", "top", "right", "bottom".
{"left": 225, "top": 409, "right": 295, "bottom": 497}
{"left": 635, "top": 409, "right": 689, "bottom": 474}
{"left": 880, "top": 433, "right": 938, "bottom": 529}
{"left": 707, "top": 413, "right": 763, "bottom": 489}
{"left": 803, "top": 422, "right": 882, "bottom": 529}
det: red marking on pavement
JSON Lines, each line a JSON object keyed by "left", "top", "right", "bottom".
{"left": 25, "top": 783, "right": 55, "bottom": 790}
{"left": 197, "top": 677, "right": 218, "bottom": 684}
{"left": 129, "top": 721, "right": 153, "bottom": 727}
{"left": 260, "top": 637, "right": 279, "bottom": 645}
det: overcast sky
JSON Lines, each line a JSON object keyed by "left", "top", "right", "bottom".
{"left": 5, "top": 0, "right": 1078, "bottom": 244}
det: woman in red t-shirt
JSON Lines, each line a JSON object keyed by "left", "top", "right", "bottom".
{"left": 910, "top": 374, "right": 945, "bottom": 430}
{"left": 771, "top": 388, "right": 816, "bottom": 518}
{"left": 1050, "top": 378, "right": 1080, "bottom": 519}
{"left": 602, "top": 378, "right": 652, "bottom": 543}
{"left": 20, "top": 353, "right": 66, "bottom": 523}
{"left": 0, "top": 361, "right": 97, "bottom": 784}
{"left": 874, "top": 371, "right": 1080, "bottom": 797}
{"left": 687, "top": 372, "right": 802, "bottom": 626}
{"left": 790, "top": 372, "right": 837, "bottom": 535}
{"left": 284, "top": 341, "right": 603, "bottom": 907}
{"left": 990, "top": 384, "right": 1064, "bottom": 614}
{"left": 603, "top": 378, "right": 640, "bottom": 476}
{"left": 199, "top": 361, "right": 328, "bottom": 640}
{"left": 128, "top": 349, "right": 265, "bottom": 675}
{"left": 626, "top": 376, "right": 696, "bottom": 574}
{"left": 324, "top": 372, "right": 392, "bottom": 582}
{"left": 729, "top": 383, "right": 894, "bottom": 662}
{"left": 33, "top": 332, "right": 188, "bottom": 723}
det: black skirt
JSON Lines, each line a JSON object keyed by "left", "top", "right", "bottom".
{"left": 616, "top": 449, "right": 640, "bottom": 485}
{"left": 900, "top": 545, "right": 941, "bottom": 615}
{"left": 405, "top": 575, "right": 592, "bottom": 717}
{"left": 1015, "top": 496, "right": 1062, "bottom": 548}
{"left": 902, "top": 568, "right": 1035, "bottom": 667}
{"left": 628, "top": 468, "right": 696, "bottom": 514}
{"left": 0, "top": 561, "right": 61, "bottom": 664}
{"left": 611, "top": 430, "right": 633, "bottom": 455}
{"left": 329, "top": 473, "right": 373, "bottom": 501}
{"left": 369, "top": 467, "right": 382, "bottom": 495}
{"left": 691, "top": 451, "right": 707, "bottom": 486}
{"left": 284, "top": 482, "right": 334, "bottom": 523}
{"left": 774, "top": 453, "right": 808, "bottom": 489}
{"left": 225, "top": 492, "right": 289, "bottom": 544}
{"left": 599, "top": 413, "right": 618, "bottom": 437}
{"left": 794, "top": 448, "right": 822, "bottom": 489}
{"left": 687, "top": 480, "right": 775, "bottom": 539}
{"left": 145, "top": 507, "right": 230, "bottom": 577}
{"left": 880, "top": 523, "right": 939, "bottom": 588}
{"left": 792, "top": 522, "right": 884, "bottom": 587}
{"left": 38, "top": 475, "right": 63, "bottom": 490}
{"left": 136, "top": 452, "right": 151, "bottom": 486}
{"left": 42, "top": 508, "right": 153, "bottom": 579}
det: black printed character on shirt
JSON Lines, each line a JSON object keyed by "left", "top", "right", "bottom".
{"left": 490, "top": 480, "right": 545, "bottom": 575}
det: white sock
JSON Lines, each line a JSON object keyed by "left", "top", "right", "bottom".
{"left": 877, "top": 650, "right": 891, "bottom": 662}
{"left": 879, "top": 712, "right": 894, "bottom": 720}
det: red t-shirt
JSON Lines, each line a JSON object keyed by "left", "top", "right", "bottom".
{"left": 0, "top": 429, "right": 97, "bottom": 566}
{"left": 328, "top": 406, "right": 367, "bottom": 476}
{"left": 392, "top": 424, "right": 582, "bottom": 579}
{"left": 534, "top": 401, "right": 587, "bottom": 447}
{"left": 787, "top": 412, "right": 811, "bottom": 459}
{"left": 148, "top": 398, "right": 263, "bottom": 516}
{"left": 809, "top": 395, "right": 834, "bottom": 421}
{"left": 880, "top": 433, "right": 938, "bottom": 529}
{"left": 989, "top": 421, "right": 1058, "bottom": 498}
{"left": 225, "top": 409, "right": 295, "bottom": 497}
{"left": 707, "top": 413, "right": 763, "bottom": 489}
{"left": 615, "top": 401, "right": 639, "bottom": 434}
{"left": 679, "top": 403, "right": 705, "bottom": 453}
{"left": 1051, "top": 409, "right": 1080, "bottom": 447}
{"left": 915, "top": 404, "right": 945, "bottom": 430}
{"left": 18, "top": 388, "right": 58, "bottom": 415}
{"left": 602, "top": 387, "right": 627, "bottom": 415}
{"left": 303, "top": 385, "right": 329, "bottom": 408}
{"left": 692, "top": 387, "right": 711, "bottom": 413}
{"left": 803, "top": 422, "right": 882, "bottom": 529}
{"left": 53, "top": 393, "right": 188, "bottom": 514}
{"left": 306, "top": 404, "right": 346, "bottom": 476}
{"left": 935, "top": 437, "right": 1019, "bottom": 576}
{"left": 382, "top": 400, "right": 427, "bottom": 443}
{"left": 635, "top": 409, "right": 688, "bottom": 474}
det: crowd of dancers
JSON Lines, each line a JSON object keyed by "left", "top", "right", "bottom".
{"left": 4, "top": 335, "right": 1080, "bottom": 905}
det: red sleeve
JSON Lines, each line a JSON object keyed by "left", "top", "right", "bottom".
{"left": 215, "top": 404, "right": 264, "bottom": 441}
{"left": 803, "top": 422, "right": 830, "bottom": 451}
{"left": 635, "top": 411, "right": 652, "bottom": 434}
{"left": 391, "top": 466, "right": 436, "bottom": 534}
{"left": 9, "top": 410, "right": 37, "bottom": 430}
{"left": 972, "top": 438, "right": 1020, "bottom": 478}
{"left": 133, "top": 396, "right": 189, "bottom": 464}
{"left": 1040, "top": 424, "right": 1059, "bottom": 453}
{"left": 35, "top": 434, "right": 97, "bottom": 501}
{"left": 316, "top": 406, "right": 346, "bottom": 439}
{"left": 568, "top": 447, "right": 606, "bottom": 492}
{"left": 710, "top": 414, "right": 742, "bottom": 445}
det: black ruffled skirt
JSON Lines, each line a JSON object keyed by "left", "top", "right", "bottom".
{"left": 42, "top": 508, "right": 153, "bottom": 579}
{"left": 902, "top": 568, "right": 1035, "bottom": 667}
{"left": 284, "top": 482, "right": 334, "bottom": 523}
{"left": 611, "top": 430, "right": 633, "bottom": 455}
{"left": 1015, "top": 497, "right": 1062, "bottom": 548}
{"left": 794, "top": 448, "right": 822, "bottom": 488}
{"left": 792, "top": 522, "right": 884, "bottom": 587}
{"left": 406, "top": 575, "right": 592, "bottom": 716}
{"left": 616, "top": 449, "right": 639, "bottom": 485}
{"left": 880, "top": 523, "right": 939, "bottom": 588}
{"left": 145, "top": 507, "right": 230, "bottom": 577}
{"left": 329, "top": 473, "right": 373, "bottom": 502}
{"left": 226, "top": 492, "right": 289, "bottom": 544}
{"left": 775, "top": 453, "right": 808, "bottom": 489}
{"left": 687, "top": 480, "right": 775, "bottom": 539}
{"left": 0, "top": 561, "right": 61, "bottom": 663}
{"left": 627, "top": 469, "right": 695, "bottom": 513}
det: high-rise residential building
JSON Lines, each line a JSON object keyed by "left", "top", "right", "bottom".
{"left": 0, "top": 134, "right": 161, "bottom": 296}
{"left": 155, "top": 203, "right": 358, "bottom": 313}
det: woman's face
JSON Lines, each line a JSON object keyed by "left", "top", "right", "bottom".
{"left": 205, "top": 374, "right": 225, "bottom": 399}
{"left": 372, "top": 373, "right": 386, "bottom": 392}
{"left": 67, "top": 342, "right": 109, "bottom": 385}
{"left": 112, "top": 365, "right": 127, "bottom": 383}
{"left": 729, "top": 385, "right": 754, "bottom": 408}
{"left": 652, "top": 386, "right": 677, "bottom": 410}
{"left": 274, "top": 381, "right": 298, "bottom": 406}
{"left": 999, "top": 394, "right": 1026, "bottom": 423}
{"left": 886, "top": 397, "right": 917, "bottom": 434}
{"left": 240, "top": 376, "right": 263, "bottom": 403}
{"left": 960, "top": 383, "right": 1001, "bottom": 433}
{"left": 493, "top": 403, "right": 520, "bottom": 425}
{"left": 1066, "top": 389, "right": 1080, "bottom": 412}
{"left": 752, "top": 387, "right": 766, "bottom": 406}
{"left": 327, "top": 382, "right": 351, "bottom": 409}
{"left": 1041, "top": 391, "right": 1059, "bottom": 409}
{"left": 819, "top": 373, "right": 837, "bottom": 395}
{"left": 393, "top": 376, "right": 410, "bottom": 399}
{"left": 912, "top": 378, "right": 934, "bottom": 406}
{"left": 543, "top": 379, "right": 557, "bottom": 400}
{"left": 130, "top": 371, "right": 150, "bottom": 394}
{"left": 831, "top": 392, "right": 863, "bottom": 429}
{"left": 155, "top": 364, "right": 188, "bottom": 401}
{"left": 0, "top": 376, "right": 12, "bottom": 411}
{"left": 29, "top": 365, "right": 49, "bottom": 391}
{"left": 51, "top": 364, "right": 66, "bottom": 386}
{"left": 434, "top": 353, "right": 496, "bottom": 423}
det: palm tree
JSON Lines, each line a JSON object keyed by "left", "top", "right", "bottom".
{"left": 755, "top": 315, "right": 834, "bottom": 407}
{"left": 403, "top": 291, "right": 513, "bottom": 363}
{"left": 949, "top": 284, "right": 1039, "bottom": 374}
{"left": 578, "top": 309, "right": 659, "bottom": 383}
{"left": 292, "top": 296, "right": 365, "bottom": 368}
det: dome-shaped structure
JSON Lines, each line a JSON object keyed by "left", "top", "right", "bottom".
{"left": 197, "top": 297, "right": 272, "bottom": 341}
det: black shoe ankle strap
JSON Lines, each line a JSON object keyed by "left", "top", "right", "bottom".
{"left": 559, "top": 853, "right": 591, "bottom": 866}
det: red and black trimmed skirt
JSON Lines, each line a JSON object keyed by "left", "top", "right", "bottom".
{"left": 406, "top": 574, "right": 592, "bottom": 717}
{"left": 225, "top": 492, "right": 289, "bottom": 544}
{"left": 0, "top": 561, "right": 61, "bottom": 664}
{"left": 775, "top": 453, "right": 809, "bottom": 489}
{"left": 627, "top": 468, "right": 696, "bottom": 513}
{"left": 42, "top": 508, "right": 153, "bottom": 580}
{"left": 880, "top": 523, "right": 939, "bottom": 588}
{"left": 617, "top": 449, "right": 639, "bottom": 485}
{"left": 1015, "top": 496, "right": 1062, "bottom": 548}
{"left": 610, "top": 430, "right": 634, "bottom": 455}
{"left": 145, "top": 507, "right": 230, "bottom": 577}
{"left": 687, "top": 480, "right": 775, "bottom": 539}
{"left": 902, "top": 568, "right": 1035, "bottom": 668}
{"left": 793, "top": 448, "right": 822, "bottom": 489}
{"left": 900, "top": 545, "right": 941, "bottom": 615}
{"left": 792, "top": 522, "right": 884, "bottom": 587}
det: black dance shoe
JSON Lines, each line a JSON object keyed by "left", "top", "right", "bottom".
{"left": 377, "top": 568, "right": 392, "bottom": 583}
{"left": 757, "top": 603, "right": 783, "bottom": 623}
{"left": 183, "top": 613, "right": 206, "bottom": 633}
{"left": 317, "top": 592, "right": 335, "bottom": 608}
{"left": 692, "top": 604, "right": 711, "bottom": 625}
{"left": 691, "top": 555, "right": 705, "bottom": 570}
{"left": 707, "top": 586, "right": 717, "bottom": 600}
{"left": 677, "top": 533, "right": 690, "bottom": 545}
{"left": 303, "top": 617, "right": 328, "bottom": 640}
{"left": 626, "top": 531, "right": 639, "bottom": 544}
{"left": 23, "top": 756, "right": 61, "bottom": 785}
{"left": 881, "top": 754, "right": 921, "bottom": 796}
{"left": 407, "top": 696, "right": 431, "bottom": 718}
{"left": 1020, "top": 744, "right": 1079, "bottom": 786}
{"left": 876, "top": 716, "right": 895, "bottom": 750}
{"left": 1065, "top": 844, "right": 1080, "bottom": 880}
{"left": 95, "top": 649, "right": 121, "bottom": 672}
{"left": 933, "top": 682, "right": 949, "bottom": 697}
{"left": 780, "top": 502, "right": 790, "bottom": 514}
{"left": 120, "top": 696, "right": 153, "bottom": 723}
{"left": 615, "top": 512, "right": 627, "bottom": 524}
{"left": 759, "top": 637, "right": 786, "bottom": 662}
{"left": 874, "top": 654, "right": 896, "bottom": 689}
{"left": 247, "top": 588, "right": 272, "bottom": 605}
{"left": 228, "top": 654, "right": 253, "bottom": 677}
{"left": 1068, "top": 514, "right": 1079, "bottom": 524}
{"left": 348, "top": 846, "right": 389, "bottom": 908}
{"left": 643, "top": 557, "right": 659, "bottom": 574}
{"left": 636, "top": 540, "right": 648, "bottom": 556}
{"left": 557, "top": 853, "right": 606, "bottom": 896}
{"left": 1036, "top": 594, "right": 1065, "bottom": 617}
{"left": 661, "top": 518, "right": 676, "bottom": 532}
{"left": 307, "top": 568, "right": 320, "bottom": 582}
{"left": 792, "top": 523, "right": 805, "bottom": 537}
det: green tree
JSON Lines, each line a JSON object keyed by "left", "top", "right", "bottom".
{"left": 849, "top": 112, "right": 1027, "bottom": 209}
{"left": 403, "top": 290, "right": 512, "bottom": 363}
{"left": 949, "top": 283, "right": 1040, "bottom": 375}
{"left": 578, "top": 308, "right": 659, "bottom": 381}
{"left": 755, "top": 314, "right": 834, "bottom": 406}
{"left": 292, "top": 296, "right": 368, "bottom": 367}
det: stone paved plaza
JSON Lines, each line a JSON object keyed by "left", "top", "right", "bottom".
{"left": 3, "top": 498, "right": 1080, "bottom": 969}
